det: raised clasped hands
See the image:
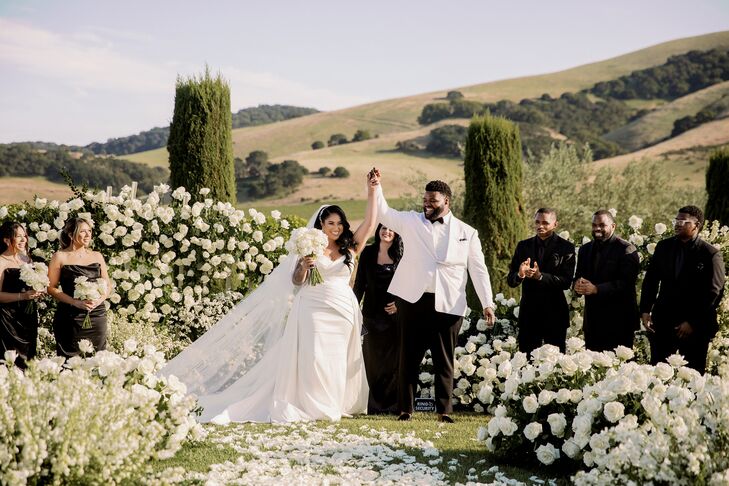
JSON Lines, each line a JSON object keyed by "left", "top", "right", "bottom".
{"left": 367, "top": 167, "right": 381, "bottom": 187}
{"left": 518, "top": 258, "right": 541, "bottom": 280}
{"left": 574, "top": 277, "right": 597, "bottom": 295}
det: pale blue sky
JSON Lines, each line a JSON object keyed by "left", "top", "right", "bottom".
{"left": 1, "top": 0, "right": 728, "bottom": 145}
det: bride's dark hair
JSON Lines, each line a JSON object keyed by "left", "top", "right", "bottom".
{"left": 314, "top": 205, "right": 356, "bottom": 268}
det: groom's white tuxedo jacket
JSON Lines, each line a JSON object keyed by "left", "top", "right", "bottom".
{"left": 376, "top": 186, "right": 494, "bottom": 317}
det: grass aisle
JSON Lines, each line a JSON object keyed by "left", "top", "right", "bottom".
{"left": 150, "top": 413, "right": 565, "bottom": 485}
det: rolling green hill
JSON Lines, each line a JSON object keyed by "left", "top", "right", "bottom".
{"left": 604, "top": 80, "right": 729, "bottom": 151}
{"left": 6, "top": 31, "right": 729, "bottom": 207}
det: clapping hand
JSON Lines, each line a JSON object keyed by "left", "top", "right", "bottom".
{"left": 518, "top": 258, "right": 541, "bottom": 280}
{"left": 574, "top": 277, "right": 598, "bottom": 295}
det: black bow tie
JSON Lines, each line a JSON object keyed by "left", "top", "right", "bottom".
{"left": 430, "top": 217, "right": 444, "bottom": 224}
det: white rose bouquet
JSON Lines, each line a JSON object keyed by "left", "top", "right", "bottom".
{"left": 285, "top": 227, "right": 328, "bottom": 286}
{"left": 18, "top": 261, "right": 49, "bottom": 313}
{"left": 73, "top": 276, "right": 108, "bottom": 328}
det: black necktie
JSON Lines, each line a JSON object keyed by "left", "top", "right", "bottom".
{"left": 430, "top": 217, "right": 444, "bottom": 224}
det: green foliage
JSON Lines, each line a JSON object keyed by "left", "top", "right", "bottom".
{"left": 352, "top": 129, "right": 372, "bottom": 142}
{"left": 446, "top": 90, "right": 464, "bottom": 101}
{"left": 418, "top": 103, "right": 452, "bottom": 125}
{"left": 332, "top": 166, "right": 350, "bottom": 178}
{"left": 463, "top": 115, "right": 527, "bottom": 298}
{"left": 671, "top": 93, "right": 729, "bottom": 137}
{"left": 706, "top": 148, "right": 729, "bottom": 226}
{"left": 318, "top": 166, "right": 332, "bottom": 176}
{"left": 485, "top": 93, "right": 629, "bottom": 159}
{"left": 590, "top": 48, "right": 729, "bottom": 100}
{"left": 87, "top": 105, "right": 318, "bottom": 156}
{"left": 523, "top": 144, "right": 706, "bottom": 238}
{"left": 168, "top": 68, "right": 236, "bottom": 203}
{"left": 311, "top": 140, "right": 325, "bottom": 150}
{"left": 236, "top": 153, "right": 307, "bottom": 201}
{"left": 327, "top": 133, "right": 349, "bottom": 146}
{"left": 426, "top": 125, "right": 467, "bottom": 157}
{"left": 0, "top": 143, "right": 168, "bottom": 194}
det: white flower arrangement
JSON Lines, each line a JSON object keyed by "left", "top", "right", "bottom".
{"left": 285, "top": 227, "right": 328, "bottom": 286}
{"left": 18, "top": 261, "right": 49, "bottom": 313}
{"left": 73, "top": 276, "right": 108, "bottom": 329}
{"left": 0, "top": 344, "right": 203, "bottom": 485}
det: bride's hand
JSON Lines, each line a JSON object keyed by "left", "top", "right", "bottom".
{"left": 301, "top": 256, "right": 316, "bottom": 269}
{"left": 367, "top": 167, "right": 381, "bottom": 187}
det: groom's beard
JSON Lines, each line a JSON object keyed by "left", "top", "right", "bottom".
{"left": 424, "top": 205, "right": 445, "bottom": 221}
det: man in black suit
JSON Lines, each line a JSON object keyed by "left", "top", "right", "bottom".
{"left": 574, "top": 210, "right": 640, "bottom": 352}
{"left": 507, "top": 208, "right": 576, "bottom": 354}
{"left": 640, "top": 205, "right": 725, "bottom": 373}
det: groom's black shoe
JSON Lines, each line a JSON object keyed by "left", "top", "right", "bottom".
{"left": 439, "top": 414, "right": 455, "bottom": 423}
{"left": 398, "top": 413, "right": 412, "bottom": 421}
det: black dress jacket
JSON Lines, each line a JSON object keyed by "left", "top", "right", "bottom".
{"left": 640, "top": 235, "right": 725, "bottom": 338}
{"left": 507, "top": 234, "right": 576, "bottom": 330}
{"left": 575, "top": 235, "right": 640, "bottom": 334}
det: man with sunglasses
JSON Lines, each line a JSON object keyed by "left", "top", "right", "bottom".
{"left": 640, "top": 205, "right": 726, "bottom": 373}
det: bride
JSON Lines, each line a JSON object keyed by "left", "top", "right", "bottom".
{"left": 160, "top": 170, "right": 380, "bottom": 423}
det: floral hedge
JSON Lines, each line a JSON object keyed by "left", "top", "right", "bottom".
{"left": 0, "top": 184, "right": 297, "bottom": 344}
{"left": 0, "top": 343, "right": 204, "bottom": 485}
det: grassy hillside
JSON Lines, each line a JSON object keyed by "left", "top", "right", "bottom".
{"left": 0, "top": 177, "right": 73, "bottom": 205}
{"left": 126, "top": 31, "right": 729, "bottom": 167}
{"left": 594, "top": 117, "right": 729, "bottom": 186}
{"left": 8, "top": 31, "right": 728, "bottom": 207}
{"left": 604, "top": 81, "right": 729, "bottom": 151}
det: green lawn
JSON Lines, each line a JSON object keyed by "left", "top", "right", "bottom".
{"left": 150, "top": 413, "right": 570, "bottom": 484}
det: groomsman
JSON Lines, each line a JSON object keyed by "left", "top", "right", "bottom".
{"left": 373, "top": 174, "right": 494, "bottom": 423}
{"left": 507, "top": 208, "right": 575, "bottom": 354}
{"left": 640, "top": 205, "right": 725, "bottom": 373}
{"left": 574, "top": 210, "right": 640, "bottom": 351}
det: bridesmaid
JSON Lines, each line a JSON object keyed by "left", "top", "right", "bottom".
{"left": 48, "top": 217, "right": 110, "bottom": 357}
{"left": 353, "top": 224, "right": 403, "bottom": 414}
{"left": 0, "top": 221, "right": 43, "bottom": 368}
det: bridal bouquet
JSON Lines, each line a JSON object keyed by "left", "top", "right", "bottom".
{"left": 285, "top": 227, "right": 328, "bottom": 286}
{"left": 73, "top": 276, "right": 108, "bottom": 328}
{"left": 18, "top": 262, "right": 49, "bottom": 313}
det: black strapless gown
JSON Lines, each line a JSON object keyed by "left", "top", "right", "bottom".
{"left": 53, "top": 264, "right": 107, "bottom": 357}
{"left": 0, "top": 268, "right": 38, "bottom": 367}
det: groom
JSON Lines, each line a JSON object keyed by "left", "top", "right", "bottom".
{"left": 372, "top": 171, "right": 495, "bottom": 422}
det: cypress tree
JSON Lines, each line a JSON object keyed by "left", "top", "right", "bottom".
{"left": 463, "top": 115, "right": 527, "bottom": 298}
{"left": 168, "top": 67, "right": 235, "bottom": 203}
{"left": 706, "top": 148, "right": 729, "bottom": 226}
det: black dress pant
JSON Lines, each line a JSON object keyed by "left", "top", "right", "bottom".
{"left": 517, "top": 320, "right": 567, "bottom": 356}
{"left": 584, "top": 322, "right": 635, "bottom": 353}
{"left": 397, "top": 293, "right": 462, "bottom": 414}
{"left": 649, "top": 327, "right": 710, "bottom": 373}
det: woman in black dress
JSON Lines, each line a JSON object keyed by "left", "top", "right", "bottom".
{"left": 48, "top": 217, "right": 110, "bottom": 357}
{"left": 0, "top": 222, "right": 43, "bottom": 368}
{"left": 353, "top": 224, "right": 403, "bottom": 414}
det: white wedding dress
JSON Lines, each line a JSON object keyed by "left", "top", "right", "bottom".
{"left": 160, "top": 223, "right": 369, "bottom": 423}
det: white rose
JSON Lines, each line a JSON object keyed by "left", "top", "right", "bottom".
{"left": 654, "top": 222, "right": 667, "bottom": 235}
{"left": 78, "top": 339, "right": 94, "bottom": 354}
{"left": 603, "top": 401, "right": 625, "bottom": 423}
{"left": 522, "top": 394, "right": 539, "bottom": 414}
{"left": 628, "top": 215, "right": 643, "bottom": 230}
{"left": 547, "top": 413, "right": 567, "bottom": 437}
{"left": 562, "top": 439, "right": 581, "bottom": 459}
{"left": 647, "top": 243, "right": 657, "bottom": 255}
{"left": 535, "top": 443, "right": 560, "bottom": 465}
{"left": 523, "top": 422, "right": 542, "bottom": 441}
